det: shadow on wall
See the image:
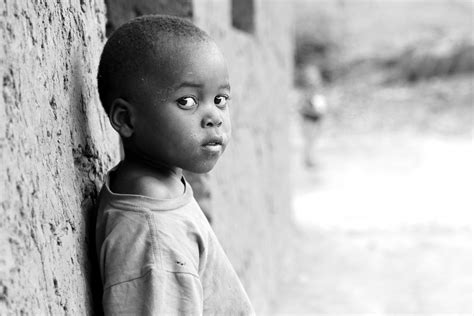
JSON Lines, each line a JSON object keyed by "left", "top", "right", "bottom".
{"left": 69, "top": 52, "right": 105, "bottom": 315}
{"left": 104, "top": 0, "right": 193, "bottom": 37}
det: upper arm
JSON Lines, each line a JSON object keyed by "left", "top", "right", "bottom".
{"left": 103, "top": 269, "right": 203, "bottom": 316}
{"left": 99, "top": 210, "right": 203, "bottom": 315}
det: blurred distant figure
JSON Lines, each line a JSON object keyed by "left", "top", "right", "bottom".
{"left": 298, "top": 64, "right": 328, "bottom": 167}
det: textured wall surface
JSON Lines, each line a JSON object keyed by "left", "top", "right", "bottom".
{"left": 1, "top": 0, "right": 292, "bottom": 314}
{"left": 0, "top": 1, "right": 119, "bottom": 314}
{"left": 103, "top": 0, "right": 193, "bottom": 36}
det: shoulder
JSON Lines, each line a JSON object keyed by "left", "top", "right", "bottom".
{"left": 129, "top": 175, "right": 178, "bottom": 199}
{"left": 97, "top": 205, "right": 155, "bottom": 287}
{"left": 97, "top": 202, "right": 201, "bottom": 286}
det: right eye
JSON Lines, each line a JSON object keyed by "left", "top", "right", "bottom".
{"left": 176, "top": 97, "right": 197, "bottom": 109}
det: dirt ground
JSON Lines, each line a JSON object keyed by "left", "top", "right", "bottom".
{"left": 271, "top": 75, "right": 472, "bottom": 315}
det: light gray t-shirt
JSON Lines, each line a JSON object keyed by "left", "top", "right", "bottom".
{"left": 96, "top": 173, "right": 254, "bottom": 315}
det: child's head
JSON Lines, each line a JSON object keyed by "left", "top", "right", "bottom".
{"left": 98, "top": 15, "right": 231, "bottom": 174}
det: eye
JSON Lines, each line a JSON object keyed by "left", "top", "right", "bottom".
{"left": 214, "top": 95, "right": 229, "bottom": 108}
{"left": 176, "top": 97, "right": 198, "bottom": 109}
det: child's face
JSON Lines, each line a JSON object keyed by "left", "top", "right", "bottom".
{"left": 130, "top": 40, "right": 231, "bottom": 174}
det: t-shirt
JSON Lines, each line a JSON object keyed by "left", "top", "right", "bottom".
{"left": 95, "top": 172, "right": 254, "bottom": 315}
{"left": 299, "top": 93, "right": 328, "bottom": 121}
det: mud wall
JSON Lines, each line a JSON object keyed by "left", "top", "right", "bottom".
{"left": 0, "top": 0, "right": 293, "bottom": 314}
{"left": 0, "top": 1, "right": 119, "bottom": 314}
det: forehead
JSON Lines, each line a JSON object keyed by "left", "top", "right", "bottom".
{"left": 142, "top": 39, "right": 229, "bottom": 86}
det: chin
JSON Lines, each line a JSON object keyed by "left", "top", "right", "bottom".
{"left": 185, "top": 161, "right": 217, "bottom": 174}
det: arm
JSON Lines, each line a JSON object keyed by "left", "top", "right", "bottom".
{"left": 103, "top": 269, "right": 203, "bottom": 315}
{"left": 98, "top": 211, "right": 203, "bottom": 315}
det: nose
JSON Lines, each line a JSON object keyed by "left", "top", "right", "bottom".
{"left": 201, "top": 107, "right": 223, "bottom": 128}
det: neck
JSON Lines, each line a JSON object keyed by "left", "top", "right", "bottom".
{"left": 123, "top": 148, "right": 183, "bottom": 181}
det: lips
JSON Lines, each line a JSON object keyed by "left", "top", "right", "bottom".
{"left": 202, "top": 135, "right": 223, "bottom": 146}
{"left": 202, "top": 135, "right": 224, "bottom": 152}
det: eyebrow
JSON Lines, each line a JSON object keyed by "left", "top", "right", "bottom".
{"left": 174, "top": 81, "right": 231, "bottom": 90}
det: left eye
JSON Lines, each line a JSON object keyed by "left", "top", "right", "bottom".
{"left": 214, "top": 96, "right": 228, "bottom": 108}
{"left": 176, "top": 97, "right": 198, "bottom": 109}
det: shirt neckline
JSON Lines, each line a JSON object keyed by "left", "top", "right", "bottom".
{"left": 102, "top": 167, "right": 193, "bottom": 211}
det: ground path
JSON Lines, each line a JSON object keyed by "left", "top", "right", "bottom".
{"left": 272, "top": 78, "right": 472, "bottom": 315}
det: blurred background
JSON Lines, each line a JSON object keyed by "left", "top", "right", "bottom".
{"left": 279, "top": 0, "right": 473, "bottom": 314}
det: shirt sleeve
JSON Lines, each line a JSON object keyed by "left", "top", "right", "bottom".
{"left": 103, "top": 269, "right": 203, "bottom": 315}
{"left": 98, "top": 210, "right": 204, "bottom": 315}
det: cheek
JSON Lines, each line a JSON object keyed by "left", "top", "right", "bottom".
{"left": 172, "top": 124, "right": 201, "bottom": 150}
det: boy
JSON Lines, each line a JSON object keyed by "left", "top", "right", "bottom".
{"left": 298, "top": 64, "right": 328, "bottom": 167}
{"left": 95, "top": 15, "right": 254, "bottom": 315}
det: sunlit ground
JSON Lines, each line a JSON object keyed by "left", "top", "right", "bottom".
{"left": 293, "top": 135, "right": 472, "bottom": 229}
{"left": 274, "top": 75, "right": 472, "bottom": 315}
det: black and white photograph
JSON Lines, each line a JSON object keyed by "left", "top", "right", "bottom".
{"left": 0, "top": 0, "right": 472, "bottom": 315}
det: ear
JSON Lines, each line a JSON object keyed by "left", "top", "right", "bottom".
{"left": 109, "top": 98, "right": 135, "bottom": 138}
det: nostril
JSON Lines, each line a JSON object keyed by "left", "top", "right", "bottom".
{"left": 203, "top": 118, "right": 223, "bottom": 128}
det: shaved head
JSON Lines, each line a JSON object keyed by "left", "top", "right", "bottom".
{"left": 97, "top": 15, "right": 210, "bottom": 114}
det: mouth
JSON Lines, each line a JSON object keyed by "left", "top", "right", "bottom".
{"left": 202, "top": 136, "right": 224, "bottom": 152}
